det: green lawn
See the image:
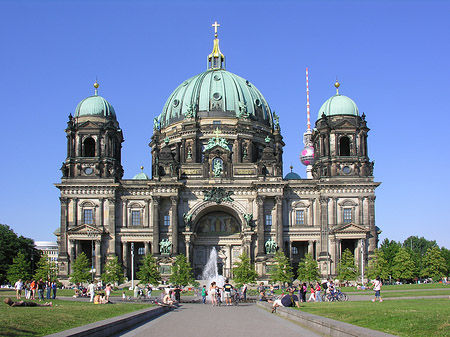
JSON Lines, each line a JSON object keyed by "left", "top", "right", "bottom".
{"left": 347, "top": 289, "right": 450, "bottom": 298}
{"left": 343, "top": 283, "right": 449, "bottom": 292}
{"left": 298, "top": 298, "right": 450, "bottom": 337}
{"left": 0, "top": 297, "right": 153, "bottom": 337}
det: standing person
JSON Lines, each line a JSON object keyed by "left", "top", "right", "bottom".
{"left": 46, "top": 279, "right": 51, "bottom": 299}
{"left": 223, "top": 279, "right": 234, "bottom": 306}
{"left": 209, "top": 282, "right": 218, "bottom": 306}
{"left": 51, "top": 281, "right": 57, "bottom": 299}
{"left": 147, "top": 285, "right": 152, "bottom": 298}
{"left": 88, "top": 281, "right": 96, "bottom": 303}
{"left": 270, "top": 284, "right": 274, "bottom": 297}
{"left": 37, "top": 279, "right": 45, "bottom": 301}
{"left": 315, "top": 282, "right": 322, "bottom": 302}
{"left": 201, "top": 285, "right": 207, "bottom": 304}
{"left": 242, "top": 283, "right": 247, "bottom": 301}
{"left": 371, "top": 276, "right": 383, "bottom": 302}
{"left": 105, "top": 284, "right": 112, "bottom": 301}
{"left": 24, "top": 281, "right": 30, "bottom": 299}
{"left": 173, "top": 285, "right": 182, "bottom": 303}
{"left": 302, "top": 282, "right": 307, "bottom": 302}
{"left": 307, "top": 284, "right": 316, "bottom": 302}
{"left": 14, "top": 279, "right": 23, "bottom": 299}
{"left": 30, "top": 280, "right": 37, "bottom": 300}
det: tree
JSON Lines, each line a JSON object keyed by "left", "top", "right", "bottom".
{"left": 269, "top": 251, "right": 293, "bottom": 286}
{"left": 421, "top": 247, "right": 447, "bottom": 281}
{"left": 232, "top": 253, "right": 258, "bottom": 287}
{"left": 366, "top": 249, "right": 389, "bottom": 280}
{"left": 391, "top": 247, "right": 415, "bottom": 281}
{"left": 34, "top": 253, "right": 58, "bottom": 282}
{"left": 69, "top": 252, "right": 91, "bottom": 284}
{"left": 297, "top": 253, "right": 320, "bottom": 283}
{"left": 7, "top": 252, "right": 31, "bottom": 284}
{"left": 403, "top": 236, "right": 438, "bottom": 277}
{"left": 337, "top": 249, "right": 357, "bottom": 281}
{"left": 379, "top": 238, "right": 401, "bottom": 279}
{"left": 136, "top": 253, "right": 161, "bottom": 286}
{"left": 441, "top": 247, "right": 450, "bottom": 276}
{"left": 169, "top": 254, "right": 195, "bottom": 286}
{"left": 102, "top": 256, "right": 125, "bottom": 285}
{"left": 0, "top": 224, "right": 39, "bottom": 284}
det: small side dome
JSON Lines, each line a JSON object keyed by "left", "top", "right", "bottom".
{"left": 133, "top": 167, "right": 149, "bottom": 180}
{"left": 75, "top": 95, "right": 116, "bottom": 118}
{"left": 317, "top": 81, "right": 359, "bottom": 118}
{"left": 284, "top": 166, "right": 301, "bottom": 180}
{"left": 74, "top": 81, "right": 116, "bottom": 118}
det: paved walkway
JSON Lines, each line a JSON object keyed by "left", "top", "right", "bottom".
{"left": 115, "top": 302, "right": 321, "bottom": 337}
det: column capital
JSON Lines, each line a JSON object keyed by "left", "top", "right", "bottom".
{"left": 275, "top": 195, "right": 283, "bottom": 205}
{"left": 319, "top": 197, "right": 329, "bottom": 205}
{"left": 256, "top": 195, "right": 265, "bottom": 205}
{"left": 59, "top": 197, "right": 69, "bottom": 204}
{"left": 152, "top": 196, "right": 160, "bottom": 205}
{"left": 170, "top": 196, "right": 179, "bottom": 204}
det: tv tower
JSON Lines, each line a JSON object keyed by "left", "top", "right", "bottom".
{"left": 300, "top": 67, "right": 314, "bottom": 179}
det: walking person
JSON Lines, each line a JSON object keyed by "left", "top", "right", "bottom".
{"left": 105, "top": 284, "right": 112, "bottom": 301}
{"left": 88, "top": 281, "right": 96, "bottom": 303}
{"left": 209, "top": 282, "right": 218, "bottom": 306}
{"left": 30, "top": 280, "right": 37, "bottom": 300}
{"left": 307, "top": 284, "right": 316, "bottom": 302}
{"left": 14, "top": 279, "right": 23, "bottom": 299}
{"left": 46, "top": 279, "right": 51, "bottom": 299}
{"left": 242, "top": 283, "right": 247, "bottom": 301}
{"left": 315, "top": 282, "right": 322, "bottom": 302}
{"left": 52, "top": 281, "right": 57, "bottom": 299}
{"left": 371, "top": 276, "right": 383, "bottom": 302}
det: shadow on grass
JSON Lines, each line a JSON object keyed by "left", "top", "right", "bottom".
{"left": 3, "top": 327, "right": 37, "bottom": 337}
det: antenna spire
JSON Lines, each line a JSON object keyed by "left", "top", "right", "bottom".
{"left": 306, "top": 67, "right": 311, "bottom": 132}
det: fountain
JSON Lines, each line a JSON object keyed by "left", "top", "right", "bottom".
{"left": 201, "top": 247, "right": 225, "bottom": 291}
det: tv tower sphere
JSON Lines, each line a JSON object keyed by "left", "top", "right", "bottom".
{"left": 300, "top": 145, "right": 314, "bottom": 166}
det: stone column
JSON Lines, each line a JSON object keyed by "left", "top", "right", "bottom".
{"left": 256, "top": 196, "right": 265, "bottom": 256}
{"left": 367, "top": 196, "right": 376, "bottom": 254}
{"left": 69, "top": 240, "right": 76, "bottom": 274}
{"left": 275, "top": 196, "right": 283, "bottom": 252}
{"left": 357, "top": 197, "right": 363, "bottom": 225}
{"left": 72, "top": 198, "right": 78, "bottom": 227}
{"left": 122, "top": 242, "right": 129, "bottom": 278}
{"left": 95, "top": 240, "right": 101, "bottom": 276}
{"left": 58, "top": 197, "right": 69, "bottom": 258}
{"left": 122, "top": 200, "right": 127, "bottom": 228}
{"left": 330, "top": 236, "right": 336, "bottom": 277}
{"left": 185, "top": 235, "right": 192, "bottom": 263}
{"left": 107, "top": 198, "right": 116, "bottom": 256}
{"left": 171, "top": 196, "right": 178, "bottom": 255}
{"left": 308, "top": 240, "right": 314, "bottom": 256}
{"left": 77, "top": 134, "right": 82, "bottom": 157}
{"left": 226, "top": 245, "right": 232, "bottom": 278}
{"left": 319, "top": 197, "right": 329, "bottom": 254}
{"left": 145, "top": 199, "right": 151, "bottom": 227}
{"left": 145, "top": 242, "right": 150, "bottom": 255}
{"left": 152, "top": 196, "right": 160, "bottom": 255}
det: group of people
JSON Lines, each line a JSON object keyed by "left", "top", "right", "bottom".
{"left": 14, "top": 278, "right": 57, "bottom": 301}
{"left": 206, "top": 279, "right": 241, "bottom": 306}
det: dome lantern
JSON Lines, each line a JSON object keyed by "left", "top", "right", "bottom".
{"left": 208, "top": 21, "right": 225, "bottom": 70}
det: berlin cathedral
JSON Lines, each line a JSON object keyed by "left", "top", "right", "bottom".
{"left": 56, "top": 23, "right": 380, "bottom": 282}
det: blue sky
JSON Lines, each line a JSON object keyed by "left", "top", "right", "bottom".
{"left": 0, "top": 0, "right": 449, "bottom": 248}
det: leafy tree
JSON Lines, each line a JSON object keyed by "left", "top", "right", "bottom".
{"left": 403, "top": 236, "right": 438, "bottom": 277}
{"left": 379, "top": 238, "right": 401, "bottom": 279}
{"left": 366, "top": 249, "right": 389, "bottom": 280}
{"left": 34, "top": 253, "right": 58, "bottom": 282}
{"left": 0, "top": 224, "right": 39, "bottom": 284}
{"left": 270, "top": 251, "right": 293, "bottom": 286}
{"left": 102, "top": 255, "right": 125, "bottom": 285}
{"left": 232, "top": 253, "right": 258, "bottom": 287}
{"left": 136, "top": 253, "right": 161, "bottom": 286}
{"left": 440, "top": 247, "right": 450, "bottom": 276}
{"left": 7, "top": 252, "right": 31, "bottom": 284}
{"left": 170, "top": 254, "right": 195, "bottom": 286}
{"left": 392, "top": 247, "right": 415, "bottom": 281}
{"left": 421, "top": 247, "right": 447, "bottom": 281}
{"left": 337, "top": 249, "right": 358, "bottom": 281}
{"left": 297, "top": 253, "right": 320, "bottom": 283}
{"left": 69, "top": 252, "right": 91, "bottom": 284}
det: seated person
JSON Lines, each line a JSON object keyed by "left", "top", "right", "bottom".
{"left": 162, "top": 290, "right": 177, "bottom": 306}
{"left": 93, "top": 293, "right": 101, "bottom": 304}
{"left": 271, "top": 288, "right": 300, "bottom": 312}
{"left": 4, "top": 297, "right": 52, "bottom": 307}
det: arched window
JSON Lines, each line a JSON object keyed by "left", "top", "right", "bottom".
{"left": 339, "top": 136, "right": 350, "bottom": 156}
{"left": 83, "top": 137, "right": 96, "bottom": 157}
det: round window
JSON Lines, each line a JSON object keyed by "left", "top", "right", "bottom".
{"left": 213, "top": 92, "right": 222, "bottom": 101}
{"left": 213, "top": 75, "right": 221, "bottom": 81}
{"left": 84, "top": 167, "right": 93, "bottom": 175}
{"left": 342, "top": 166, "right": 351, "bottom": 174}
{"left": 173, "top": 99, "right": 180, "bottom": 107}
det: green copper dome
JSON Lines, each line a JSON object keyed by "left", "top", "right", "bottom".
{"left": 132, "top": 172, "right": 150, "bottom": 180}
{"left": 318, "top": 94, "right": 359, "bottom": 119}
{"left": 159, "top": 69, "right": 274, "bottom": 128}
{"left": 284, "top": 171, "right": 301, "bottom": 180}
{"left": 75, "top": 95, "right": 116, "bottom": 118}
{"left": 318, "top": 82, "right": 359, "bottom": 119}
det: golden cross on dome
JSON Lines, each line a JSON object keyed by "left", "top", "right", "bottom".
{"left": 212, "top": 21, "right": 220, "bottom": 37}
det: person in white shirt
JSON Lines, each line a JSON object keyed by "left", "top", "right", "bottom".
{"left": 14, "top": 279, "right": 24, "bottom": 299}
{"left": 88, "top": 282, "right": 96, "bottom": 303}
{"left": 371, "top": 276, "right": 383, "bottom": 302}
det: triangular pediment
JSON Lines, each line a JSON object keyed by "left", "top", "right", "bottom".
{"left": 67, "top": 224, "right": 103, "bottom": 235}
{"left": 334, "top": 119, "right": 357, "bottom": 128}
{"left": 78, "top": 120, "right": 102, "bottom": 129}
{"left": 332, "top": 223, "right": 367, "bottom": 233}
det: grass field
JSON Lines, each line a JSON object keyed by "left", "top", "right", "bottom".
{"left": 297, "top": 298, "right": 450, "bottom": 337}
{"left": 0, "top": 297, "right": 152, "bottom": 337}
{"left": 347, "top": 289, "right": 450, "bottom": 298}
{"left": 343, "top": 283, "right": 450, "bottom": 292}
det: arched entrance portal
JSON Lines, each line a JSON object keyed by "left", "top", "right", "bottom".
{"left": 192, "top": 209, "right": 243, "bottom": 279}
